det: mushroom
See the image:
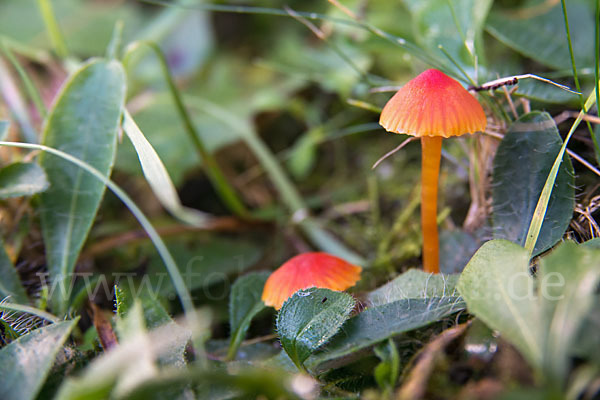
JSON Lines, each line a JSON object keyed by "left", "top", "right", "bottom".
{"left": 261, "top": 252, "right": 362, "bottom": 309}
{"left": 379, "top": 69, "right": 486, "bottom": 274}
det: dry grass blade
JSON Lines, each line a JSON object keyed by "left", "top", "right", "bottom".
{"left": 372, "top": 137, "right": 416, "bottom": 169}
{"left": 91, "top": 303, "right": 118, "bottom": 351}
{"left": 470, "top": 74, "right": 580, "bottom": 94}
{"left": 397, "top": 322, "right": 470, "bottom": 400}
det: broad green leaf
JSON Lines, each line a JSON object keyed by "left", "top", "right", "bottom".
{"left": 537, "top": 242, "right": 600, "bottom": 381}
{"left": 0, "top": 319, "right": 77, "bottom": 400}
{"left": 457, "top": 240, "right": 542, "bottom": 368}
{"left": 366, "top": 269, "right": 459, "bottom": 307}
{"left": 403, "top": 0, "right": 493, "bottom": 69}
{"left": 492, "top": 112, "right": 574, "bottom": 255}
{"left": 228, "top": 271, "right": 269, "bottom": 360}
{"left": 460, "top": 240, "right": 600, "bottom": 383}
{"left": 571, "top": 303, "right": 600, "bottom": 367}
{"left": 38, "top": 59, "right": 125, "bottom": 314}
{"left": 277, "top": 288, "right": 355, "bottom": 368}
{"left": 583, "top": 237, "right": 600, "bottom": 249}
{"left": 309, "top": 296, "right": 464, "bottom": 369}
{"left": 121, "top": 111, "right": 209, "bottom": 226}
{"left": 486, "top": 0, "right": 594, "bottom": 70}
{"left": 0, "top": 238, "right": 28, "bottom": 303}
{"left": 0, "top": 162, "right": 48, "bottom": 198}
{"left": 523, "top": 90, "right": 595, "bottom": 256}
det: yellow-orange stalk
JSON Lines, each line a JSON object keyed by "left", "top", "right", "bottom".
{"left": 420, "top": 136, "right": 442, "bottom": 274}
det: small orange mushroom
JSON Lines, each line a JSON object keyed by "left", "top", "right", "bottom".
{"left": 261, "top": 252, "right": 362, "bottom": 310}
{"left": 379, "top": 69, "right": 486, "bottom": 274}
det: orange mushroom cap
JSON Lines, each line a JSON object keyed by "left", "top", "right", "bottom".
{"left": 261, "top": 252, "right": 362, "bottom": 310}
{"left": 379, "top": 69, "right": 487, "bottom": 138}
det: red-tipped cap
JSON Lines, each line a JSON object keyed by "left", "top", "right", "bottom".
{"left": 261, "top": 252, "right": 362, "bottom": 310}
{"left": 380, "top": 69, "right": 486, "bottom": 138}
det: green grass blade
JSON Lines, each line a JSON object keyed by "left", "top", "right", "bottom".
{"left": 185, "top": 96, "right": 365, "bottom": 265}
{"left": 121, "top": 110, "right": 211, "bottom": 226}
{"left": 524, "top": 89, "right": 597, "bottom": 256}
{"left": 122, "top": 41, "right": 249, "bottom": 217}
{"left": 36, "top": 0, "right": 68, "bottom": 58}
{"left": 0, "top": 58, "right": 38, "bottom": 143}
{"left": 106, "top": 20, "right": 124, "bottom": 60}
{"left": 560, "top": 0, "right": 600, "bottom": 163}
{"left": 1, "top": 40, "right": 47, "bottom": 118}
{"left": 0, "top": 141, "right": 196, "bottom": 323}
{"left": 139, "top": 0, "right": 444, "bottom": 73}
{"left": 445, "top": 0, "right": 475, "bottom": 68}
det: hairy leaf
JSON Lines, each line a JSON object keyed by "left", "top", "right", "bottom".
{"left": 310, "top": 296, "right": 464, "bottom": 369}
{"left": 0, "top": 319, "right": 78, "bottom": 400}
{"left": 277, "top": 288, "right": 355, "bottom": 368}
{"left": 367, "top": 269, "right": 459, "bottom": 307}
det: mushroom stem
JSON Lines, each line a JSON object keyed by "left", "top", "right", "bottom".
{"left": 421, "top": 136, "right": 442, "bottom": 274}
